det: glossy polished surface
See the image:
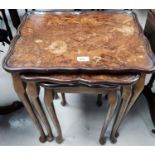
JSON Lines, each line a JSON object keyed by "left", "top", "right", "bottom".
{"left": 1, "top": 10, "right": 155, "bottom": 146}
{"left": 4, "top": 10, "right": 155, "bottom": 73}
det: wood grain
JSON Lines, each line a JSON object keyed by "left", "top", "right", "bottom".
{"left": 21, "top": 73, "right": 139, "bottom": 85}
{"left": 3, "top": 10, "right": 155, "bottom": 73}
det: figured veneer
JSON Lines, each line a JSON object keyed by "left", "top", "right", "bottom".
{"left": 3, "top": 10, "right": 155, "bottom": 73}
{"left": 21, "top": 73, "right": 139, "bottom": 86}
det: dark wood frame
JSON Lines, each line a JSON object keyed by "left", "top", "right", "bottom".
{"left": 0, "top": 9, "right": 23, "bottom": 115}
{"left": 3, "top": 10, "right": 155, "bottom": 74}
{"left": 143, "top": 9, "right": 155, "bottom": 134}
{"left": 0, "top": 9, "right": 13, "bottom": 41}
{"left": 143, "top": 85, "right": 155, "bottom": 133}
{"left": 8, "top": 9, "right": 20, "bottom": 30}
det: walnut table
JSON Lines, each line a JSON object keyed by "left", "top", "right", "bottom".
{"left": 21, "top": 73, "right": 139, "bottom": 144}
{"left": 3, "top": 10, "right": 155, "bottom": 144}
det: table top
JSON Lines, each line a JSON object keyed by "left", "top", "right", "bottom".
{"left": 3, "top": 10, "right": 155, "bottom": 74}
{"left": 21, "top": 73, "right": 139, "bottom": 85}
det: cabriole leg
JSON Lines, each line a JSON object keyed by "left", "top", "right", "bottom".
{"left": 26, "top": 82, "right": 54, "bottom": 142}
{"left": 111, "top": 74, "right": 146, "bottom": 143}
{"left": 96, "top": 94, "right": 103, "bottom": 107}
{"left": 61, "top": 93, "right": 67, "bottom": 106}
{"left": 99, "top": 90, "right": 117, "bottom": 145}
{"left": 110, "top": 85, "right": 132, "bottom": 144}
{"left": 12, "top": 74, "right": 46, "bottom": 143}
{"left": 124, "top": 74, "right": 146, "bottom": 116}
{"left": 44, "top": 88, "right": 63, "bottom": 144}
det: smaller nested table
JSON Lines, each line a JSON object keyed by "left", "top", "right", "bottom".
{"left": 3, "top": 10, "right": 155, "bottom": 144}
{"left": 20, "top": 73, "right": 139, "bottom": 144}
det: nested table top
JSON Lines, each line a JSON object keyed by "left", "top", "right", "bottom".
{"left": 21, "top": 73, "right": 139, "bottom": 85}
{"left": 3, "top": 10, "right": 155, "bottom": 74}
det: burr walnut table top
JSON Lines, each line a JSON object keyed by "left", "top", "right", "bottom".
{"left": 3, "top": 10, "right": 155, "bottom": 74}
{"left": 21, "top": 73, "right": 139, "bottom": 85}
